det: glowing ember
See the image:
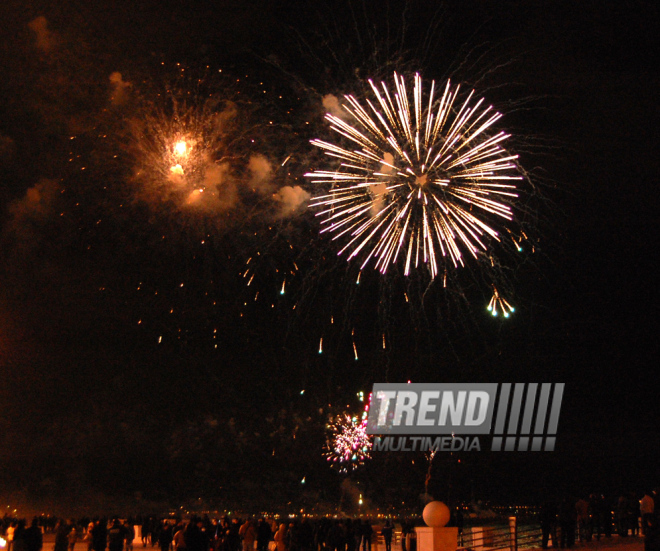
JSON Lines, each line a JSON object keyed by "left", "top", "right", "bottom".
{"left": 487, "top": 287, "right": 515, "bottom": 318}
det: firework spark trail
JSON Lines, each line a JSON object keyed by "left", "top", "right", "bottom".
{"left": 306, "top": 72, "right": 523, "bottom": 279}
{"left": 487, "top": 286, "right": 515, "bottom": 318}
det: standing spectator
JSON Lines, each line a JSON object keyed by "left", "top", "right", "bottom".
{"left": 274, "top": 525, "right": 287, "bottom": 551}
{"left": 327, "top": 521, "right": 343, "bottom": 551}
{"left": 23, "top": 518, "right": 43, "bottom": 551}
{"left": 617, "top": 495, "right": 629, "bottom": 537}
{"left": 559, "top": 498, "right": 576, "bottom": 549}
{"left": 107, "top": 520, "right": 125, "bottom": 551}
{"left": 12, "top": 521, "right": 26, "bottom": 551}
{"left": 199, "top": 520, "right": 211, "bottom": 551}
{"left": 576, "top": 497, "right": 591, "bottom": 542}
{"left": 256, "top": 520, "right": 271, "bottom": 551}
{"left": 125, "top": 522, "right": 136, "bottom": 551}
{"left": 6, "top": 521, "right": 16, "bottom": 551}
{"left": 142, "top": 520, "right": 152, "bottom": 548}
{"left": 286, "top": 523, "right": 298, "bottom": 551}
{"left": 540, "top": 501, "right": 557, "bottom": 549}
{"left": 642, "top": 492, "right": 656, "bottom": 536}
{"left": 591, "top": 495, "right": 609, "bottom": 541}
{"left": 342, "top": 520, "right": 353, "bottom": 551}
{"left": 215, "top": 519, "right": 229, "bottom": 551}
{"left": 92, "top": 520, "right": 108, "bottom": 551}
{"left": 400, "top": 520, "right": 410, "bottom": 551}
{"left": 629, "top": 493, "right": 641, "bottom": 536}
{"left": 298, "top": 520, "right": 312, "bottom": 551}
{"left": 68, "top": 521, "right": 78, "bottom": 551}
{"left": 645, "top": 518, "right": 660, "bottom": 551}
{"left": 84, "top": 523, "right": 95, "bottom": 551}
{"left": 603, "top": 497, "right": 613, "bottom": 538}
{"left": 152, "top": 522, "right": 162, "bottom": 550}
{"left": 239, "top": 521, "right": 256, "bottom": 551}
{"left": 173, "top": 523, "right": 187, "bottom": 551}
{"left": 455, "top": 509, "right": 464, "bottom": 546}
{"left": 159, "top": 522, "right": 173, "bottom": 551}
{"left": 55, "top": 522, "right": 70, "bottom": 551}
{"left": 345, "top": 521, "right": 356, "bottom": 551}
{"left": 184, "top": 518, "right": 205, "bottom": 551}
{"left": 361, "top": 523, "right": 372, "bottom": 551}
{"left": 380, "top": 522, "right": 392, "bottom": 551}
{"left": 226, "top": 521, "right": 240, "bottom": 551}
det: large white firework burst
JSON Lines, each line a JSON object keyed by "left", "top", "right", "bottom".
{"left": 305, "top": 72, "right": 523, "bottom": 279}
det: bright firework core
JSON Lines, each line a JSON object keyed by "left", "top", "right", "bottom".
{"left": 306, "top": 72, "right": 524, "bottom": 278}
{"left": 415, "top": 173, "right": 428, "bottom": 187}
{"left": 174, "top": 140, "right": 189, "bottom": 157}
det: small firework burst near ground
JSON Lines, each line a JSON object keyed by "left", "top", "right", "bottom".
{"left": 324, "top": 414, "right": 372, "bottom": 473}
{"left": 324, "top": 393, "right": 373, "bottom": 473}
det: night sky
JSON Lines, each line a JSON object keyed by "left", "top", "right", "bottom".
{"left": 0, "top": 0, "right": 658, "bottom": 516}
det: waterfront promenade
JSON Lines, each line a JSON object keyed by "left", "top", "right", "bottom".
{"left": 37, "top": 531, "right": 645, "bottom": 551}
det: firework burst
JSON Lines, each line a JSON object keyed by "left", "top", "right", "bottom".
{"left": 324, "top": 394, "right": 373, "bottom": 472}
{"left": 127, "top": 91, "right": 243, "bottom": 212}
{"left": 306, "top": 72, "right": 524, "bottom": 279}
{"left": 324, "top": 414, "right": 372, "bottom": 473}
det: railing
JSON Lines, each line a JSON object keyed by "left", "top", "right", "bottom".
{"left": 372, "top": 518, "right": 542, "bottom": 551}
{"left": 458, "top": 519, "right": 541, "bottom": 551}
{"left": 458, "top": 517, "right": 541, "bottom": 551}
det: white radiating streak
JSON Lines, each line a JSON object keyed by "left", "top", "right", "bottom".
{"left": 305, "top": 73, "right": 523, "bottom": 277}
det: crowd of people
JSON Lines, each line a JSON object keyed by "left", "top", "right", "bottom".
{"left": 1, "top": 516, "right": 391, "bottom": 551}
{"left": 2, "top": 491, "right": 659, "bottom": 551}
{"left": 539, "top": 490, "right": 660, "bottom": 550}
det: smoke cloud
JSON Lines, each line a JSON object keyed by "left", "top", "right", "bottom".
{"left": 9, "top": 179, "right": 59, "bottom": 224}
{"left": 0, "top": 134, "right": 15, "bottom": 164}
{"left": 178, "top": 161, "right": 237, "bottom": 212}
{"left": 247, "top": 154, "right": 274, "bottom": 195}
{"left": 322, "top": 94, "right": 349, "bottom": 120}
{"left": 274, "top": 185, "right": 310, "bottom": 217}
{"left": 201, "top": 161, "right": 237, "bottom": 211}
{"left": 211, "top": 101, "right": 238, "bottom": 130}
{"left": 5, "top": 179, "right": 61, "bottom": 256}
{"left": 109, "top": 72, "right": 132, "bottom": 106}
{"left": 28, "top": 16, "right": 57, "bottom": 54}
